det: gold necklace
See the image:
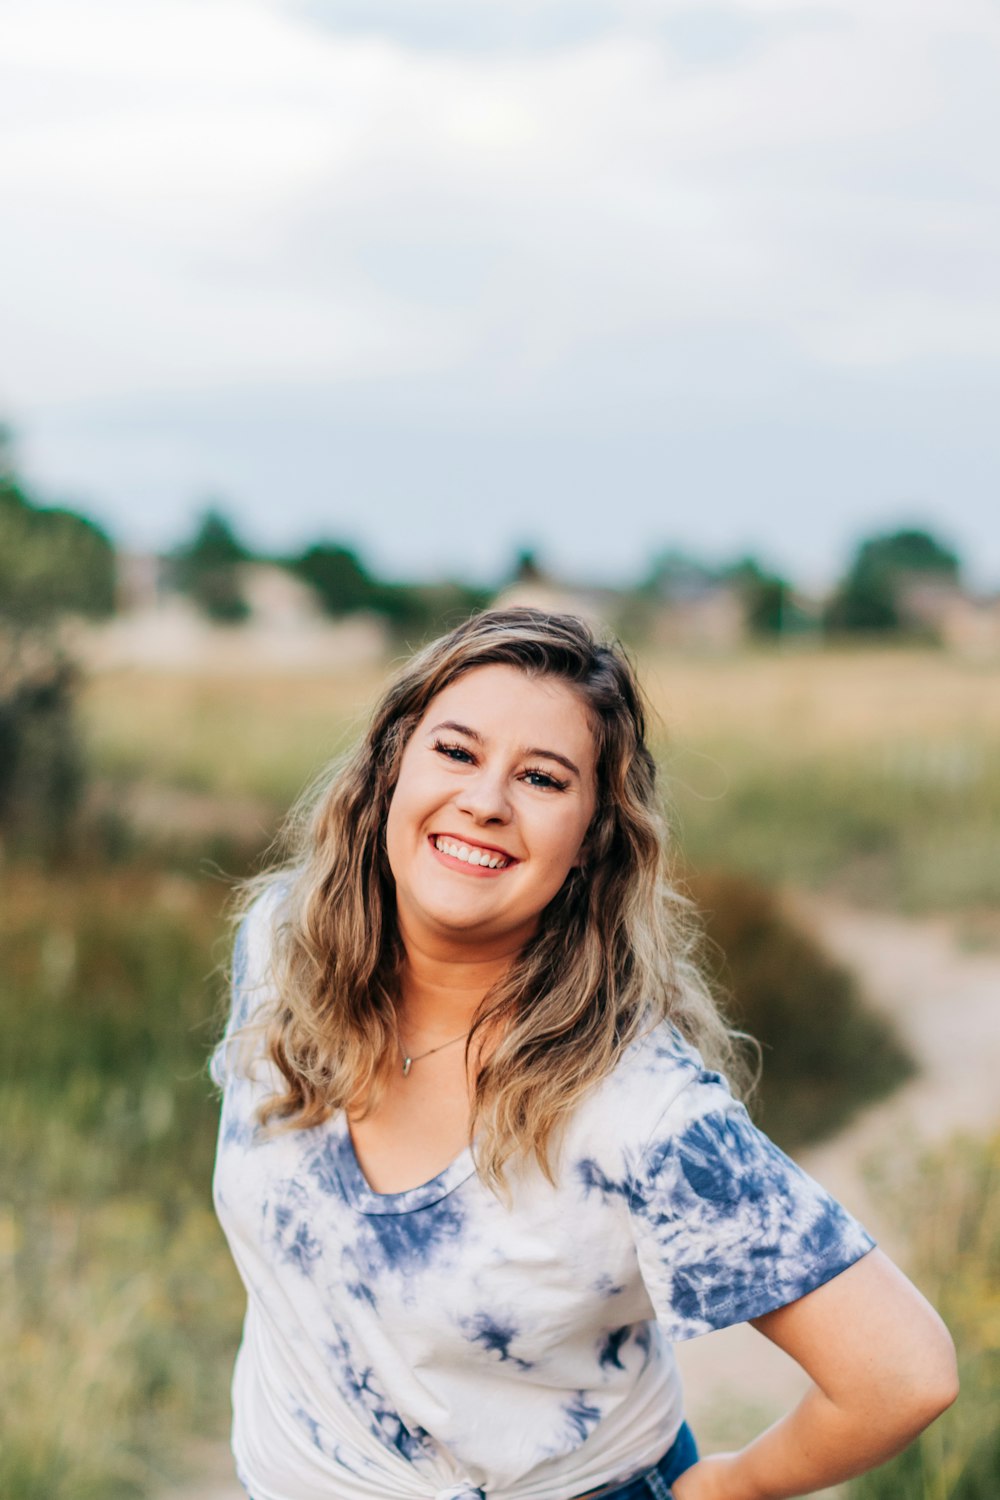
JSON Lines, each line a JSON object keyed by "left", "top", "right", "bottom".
{"left": 400, "top": 1030, "right": 469, "bottom": 1077}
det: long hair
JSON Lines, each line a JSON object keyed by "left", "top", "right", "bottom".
{"left": 235, "top": 608, "right": 742, "bottom": 1188}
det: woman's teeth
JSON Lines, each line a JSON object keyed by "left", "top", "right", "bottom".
{"left": 433, "top": 837, "right": 509, "bottom": 869}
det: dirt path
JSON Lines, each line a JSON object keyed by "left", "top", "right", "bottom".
{"left": 675, "top": 895, "right": 1000, "bottom": 1489}
{"left": 159, "top": 900, "right": 1000, "bottom": 1499}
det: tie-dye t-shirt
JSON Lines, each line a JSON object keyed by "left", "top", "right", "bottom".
{"left": 212, "top": 890, "right": 875, "bottom": 1500}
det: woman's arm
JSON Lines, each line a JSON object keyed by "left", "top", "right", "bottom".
{"left": 672, "top": 1248, "right": 958, "bottom": 1500}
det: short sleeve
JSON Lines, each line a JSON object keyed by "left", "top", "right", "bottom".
{"left": 209, "top": 885, "right": 284, "bottom": 1089}
{"left": 628, "top": 1069, "right": 875, "bottom": 1341}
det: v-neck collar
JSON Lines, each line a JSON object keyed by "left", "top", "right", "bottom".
{"left": 329, "top": 1114, "right": 477, "bottom": 1215}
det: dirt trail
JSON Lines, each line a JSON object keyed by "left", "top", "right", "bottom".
{"left": 158, "top": 900, "right": 1000, "bottom": 1499}
{"left": 676, "top": 895, "right": 1000, "bottom": 1489}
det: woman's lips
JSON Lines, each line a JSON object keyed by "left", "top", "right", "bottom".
{"left": 428, "top": 834, "right": 516, "bottom": 875}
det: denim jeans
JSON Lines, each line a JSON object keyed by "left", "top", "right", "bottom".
{"left": 582, "top": 1420, "right": 699, "bottom": 1500}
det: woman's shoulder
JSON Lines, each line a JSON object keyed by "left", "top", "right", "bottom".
{"left": 235, "top": 880, "right": 291, "bottom": 990}
{"left": 563, "top": 1020, "right": 733, "bottom": 1174}
{"left": 210, "top": 880, "right": 290, "bottom": 1089}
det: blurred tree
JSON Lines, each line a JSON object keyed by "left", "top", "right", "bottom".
{"left": 371, "top": 580, "right": 493, "bottom": 643}
{"left": 508, "top": 547, "right": 544, "bottom": 585}
{"left": 723, "top": 556, "right": 792, "bottom": 636}
{"left": 170, "top": 508, "right": 250, "bottom": 623}
{"left": 0, "top": 427, "right": 116, "bottom": 624}
{"left": 290, "top": 543, "right": 377, "bottom": 616}
{"left": 0, "top": 634, "right": 84, "bottom": 861}
{"left": 288, "top": 540, "right": 491, "bottom": 641}
{"left": 825, "top": 527, "right": 961, "bottom": 634}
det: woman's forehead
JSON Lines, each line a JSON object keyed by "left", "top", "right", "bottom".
{"left": 419, "top": 664, "right": 596, "bottom": 754}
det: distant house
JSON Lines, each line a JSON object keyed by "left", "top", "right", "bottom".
{"left": 490, "top": 581, "right": 622, "bottom": 633}
{"left": 115, "top": 551, "right": 170, "bottom": 612}
{"left": 491, "top": 575, "right": 752, "bottom": 651}
{"left": 648, "top": 583, "right": 747, "bottom": 651}
{"left": 73, "top": 557, "right": 389, "bottom": 673}
{"left": 896, "top": 577, "right": 1000, "bottom": 657}
{"left": 237, "top": 563, "right": 325, "bottom": 630}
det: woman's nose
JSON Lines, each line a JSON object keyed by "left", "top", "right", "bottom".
{"left": 455, "top": 767, "right": 512, "bottom": 823}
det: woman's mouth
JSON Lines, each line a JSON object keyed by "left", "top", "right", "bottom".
{"left": 430, "top": 835, "right": 514, "bottom": 871}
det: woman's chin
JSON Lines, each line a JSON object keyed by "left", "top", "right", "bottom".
{"left": 408, "top": 898, "right": 538, "bottom": 952}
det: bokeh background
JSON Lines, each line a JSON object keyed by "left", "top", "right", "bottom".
{"left": 2, "top": 3, "right": 999, "bottom": 1497}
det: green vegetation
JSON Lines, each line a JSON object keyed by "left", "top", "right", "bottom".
{"left": 0, "top": 415, "right": 977, "bottom": 651}
{"left": 80, "top": 649, "right": 1000, "bottom": 913}
{"left": 0, "top": 638, "right": 84, "bottom": 861}
{"left": 688, "top": 871, "right": 913, "bottom": 1146}
{"left": 0, "top": 436, "right": 115, "bottom": 625}
{"left": 850, "top": 1133, "right": 1000, "bottom": 1500}
{"left": 0, "top": 869, "right": 242, "bottom": 1500}
{"left": 287, "top": 539, "right": 493, "bottom": 642}
{"left": 169, "top": 509, "right": 251, "bottom": 624}
{"left": 668, "top": 736, "right": 1000, "bottom": 914}
{"left": 3, "top": 643, "right": 991, "bottom": 1497}
{"left": 826, "top": 527, "right": 961, "bottom": 635}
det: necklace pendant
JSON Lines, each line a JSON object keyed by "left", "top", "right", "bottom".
{"left": 402, "top": 1056, "right": 412, "bottom": 1077}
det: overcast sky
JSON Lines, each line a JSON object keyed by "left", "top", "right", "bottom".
{"left": 3, "top": 0, "right": 999, "bottom": 586}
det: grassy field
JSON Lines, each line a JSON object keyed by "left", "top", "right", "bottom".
{"left": 851, "top": 1132, "right": 1000, "bottom": 1500}
{"left": 81, "top": 645, "right": 1000, "bottom": 912}
{"left": 0, "top": 869, "right": 244, "bottom": 1500}
{"left": 4, "top": 641, "right": 995, "bottom": 1498}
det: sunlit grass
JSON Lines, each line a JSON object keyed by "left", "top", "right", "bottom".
{"left": 80, "top": 647, "right": 1000, "bottom": 912}
{"left": 81, "top": 664, "right": 384, "bottom": 805}
{"left": 668, "top": 736, "right": 1000, "bottom": 912}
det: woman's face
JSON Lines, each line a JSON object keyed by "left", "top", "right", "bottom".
{"left": 385, "top": 664, "right": 598, "bottom": 955}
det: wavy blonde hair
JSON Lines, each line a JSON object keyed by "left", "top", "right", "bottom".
{"left": 235, "top": 608, "right": 742, "bottom": 1188}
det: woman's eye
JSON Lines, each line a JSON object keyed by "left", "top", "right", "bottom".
{"left": 434, "top": 740, "right": 475, "bottom": 763}
{"left": 523, "top": 768, "right": 569, "bottom": 792}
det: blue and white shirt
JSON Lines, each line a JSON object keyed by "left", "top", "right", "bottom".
{"left": 212, "top": 890, "right": 875, "bottom": 1500}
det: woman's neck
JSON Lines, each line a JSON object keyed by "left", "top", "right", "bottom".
{"left": 397, "top": 924, "right": 523, "bottom": 1039}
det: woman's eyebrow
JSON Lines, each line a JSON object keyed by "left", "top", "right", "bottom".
{"left": 523, "top": 747, "right": 580, "bottom": 777}
{"left": 428, "top": 721, "right": 580, "bottom": 778}
{"left": 428, "top": 719, "right": 483, "bottom": 742}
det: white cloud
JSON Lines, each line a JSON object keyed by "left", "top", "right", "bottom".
{"left": 1, "top": 0, "right": 998, "bottom": 413}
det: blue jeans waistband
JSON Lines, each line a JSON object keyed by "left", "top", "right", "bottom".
{"left": 578, "top": 1420, "right": 699, "bottom": 1499}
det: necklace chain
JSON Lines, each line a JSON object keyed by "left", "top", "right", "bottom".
{"left": 400, "top": 1029, "right": 469, "bottom": 1077}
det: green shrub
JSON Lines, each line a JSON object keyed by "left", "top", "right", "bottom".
{"left": 688, "top": 869, "right": 914, "bottom": 1146}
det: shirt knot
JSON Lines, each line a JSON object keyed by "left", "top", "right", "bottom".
{"left": 435, "top": 1487, "right": 485, "bottom": 1500}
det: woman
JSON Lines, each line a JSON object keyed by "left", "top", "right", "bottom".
{"left": 212, "top": 608, "right": 957, "bottom": 1500}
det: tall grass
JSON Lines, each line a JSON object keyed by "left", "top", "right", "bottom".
{"left": 81, "top": 666, "right": 381, "bottom": 806}
{"left": 669, "top": 740, "right": 1000, "bottom": 912}
{"left": 0, "top": 869, "right": 243, "bottom": 1499}
{"left": 80, "top": 649, "right": 1000, "bottom": 911}
{"left": 850, "top": 1133, "right": 1000, "bottom": 1499}
{"left": 9, "top": 643, "right": 989, "bottom": 1496}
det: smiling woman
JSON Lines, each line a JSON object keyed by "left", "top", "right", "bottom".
{"left": 386, "top": 665, "right": 597, "bottom": 942}
{"left": 211, "top": 609, "right": 956, "bottom": 1500}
